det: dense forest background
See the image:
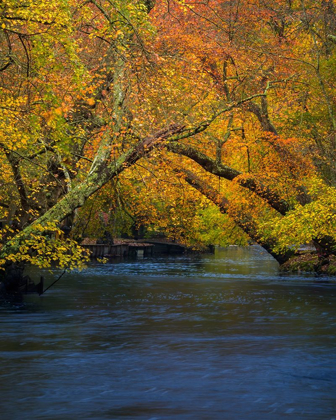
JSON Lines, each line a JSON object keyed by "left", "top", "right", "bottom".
{"left": 0, "top": 0, "right": 336, "bottom": 273}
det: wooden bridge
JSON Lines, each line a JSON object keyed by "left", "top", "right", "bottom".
{"left": 81, "top": 240, "right": 186, "bottom": 259}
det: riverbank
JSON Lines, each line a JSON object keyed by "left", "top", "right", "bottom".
{"left": 280, "top": 252, "right": 336, "bottom": 275}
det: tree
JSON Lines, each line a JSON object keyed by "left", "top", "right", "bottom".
{"left": 149, "top": 0, "right": 336, "bottom": 256}
{"left": 1, "top": 0, "right": 336, "bottom": 293}
{"left": 0, "top": 0, "right": 266, "bottom": 278}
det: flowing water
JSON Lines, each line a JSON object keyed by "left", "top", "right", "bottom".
{"left": 1, "top": 246, "right": 336, "bottom": 420}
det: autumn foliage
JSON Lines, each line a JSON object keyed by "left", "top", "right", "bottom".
{"left": 0, "top": 0, "right": 336, "bottom": 274}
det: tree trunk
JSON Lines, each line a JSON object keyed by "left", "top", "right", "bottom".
{"left": 179, "top": 168, "right": 294, "bottom": 264}
{"left": 0, "top": 124, "right": 185, "bottom": 261}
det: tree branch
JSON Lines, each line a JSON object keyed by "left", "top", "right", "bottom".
{"left": 167, "top": 142, "right": 289, "bottom": 215}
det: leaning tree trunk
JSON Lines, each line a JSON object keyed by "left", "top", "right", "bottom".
{"left": 179, "top": 168, "right": 294, "bottom": 264}
{"left": 0, "top": 125, "right": 185, "bottom": 294}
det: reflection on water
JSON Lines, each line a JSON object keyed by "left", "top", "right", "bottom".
{"left": 1, "top": 246, "right": 336, "bottom": 419}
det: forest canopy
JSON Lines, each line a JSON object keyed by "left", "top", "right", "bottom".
{"left": 0, "top": 0, "right": 336, "bottom": 273}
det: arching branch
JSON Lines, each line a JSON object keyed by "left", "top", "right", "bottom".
{"left": 167, "top": 142, "right": 290, "bottom": 215}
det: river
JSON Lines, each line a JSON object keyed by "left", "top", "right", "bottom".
{"left": 1, "top": 246, "right": 336, "bottom": 419}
